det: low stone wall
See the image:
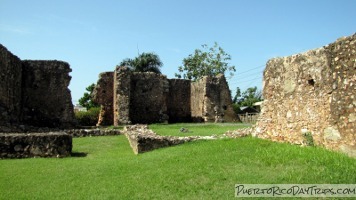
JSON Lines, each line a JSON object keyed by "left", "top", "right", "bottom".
{"left": 0, "top": 132, "right": 72, "bottom": 158}
{"left": 123, "top": 125, "right": 249, "bottom": 154}
{"left": 66, "top": 129, "right": 122, "bottom": 137}
{"left": 123, "top": 125, "right": 197, "bottom": 154}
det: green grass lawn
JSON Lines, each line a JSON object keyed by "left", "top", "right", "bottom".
{"left": 0, "top": 124, "right": 355, "bottom": 199}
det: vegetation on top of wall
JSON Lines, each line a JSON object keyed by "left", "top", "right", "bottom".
{"left": 119, "top": 52, "right": 163, "bottom": 73}
{"left": 175, "top": 42, "right": 236, "bottom": 80}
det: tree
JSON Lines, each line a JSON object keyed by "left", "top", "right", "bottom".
{"left": 78, "top": 83, "right": 99, "bottom": 110}
{"left": 232, "top": 86, "right": 263, "bottom": 113}
{"left": 119, "top": 52, "right": 163, "bottom": 73}
{"left": 175, "top": 42, "right": 236, "bottom": 80}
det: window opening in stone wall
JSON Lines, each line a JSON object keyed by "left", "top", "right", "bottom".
{"left": 308, "top": 79, "right": 315, "bottom": 87}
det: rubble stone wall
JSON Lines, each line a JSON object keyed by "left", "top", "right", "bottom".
{"left": 191, "top": 75, "right": 238, "bottom": 122}
{"left": 191, "top": 79, "right": 205, "bottom": 122}
{"left": 22, "top": 60, "right": 75, "bottom": 128}
{"left": 93, "top": 72, "right": 114, "bottom": 126}
{"left": 123, "top": 125, "right": 196, "bottom": 154}
{"left": 0, "top": 132, "right": 72, "bottom": 158}
{"left": 129, "top": 72, "right": 169, "bottom": 124}
{"left": 167, "top": 79, "right": 192, "bottom": 123}
{"left": 114, "top": 67, "right": 131, "bottom": 125}
{"left": 254, "top": 34, "right": 356, "bottom": 157}
{"left": 0, "top": 44, "right": 22, "bottom": 127}
{"left": 0, "top": 44, "right": 75, "bottom": 131}
{"left": 104, "top": 66, "right": 238, "bottom": 125}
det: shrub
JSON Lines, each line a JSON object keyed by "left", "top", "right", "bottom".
{"left": 75, "top": 107, "right": 100, "bottom": 126}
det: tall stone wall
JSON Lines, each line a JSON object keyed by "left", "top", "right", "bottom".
{"left": 253, "top": 34, "right": 356, "bottom": 156}
{"left": 93, "top": 72, "right": 114, "bottom": 126}
{"left": 129, "top": 72, "right": 169, "bottom": 124}
{"left": 191, "top": 75, "right": 238, "bottom": 122}
{"left": 191, "top": 79, "right": 205, "bottom": 122}
{"left": 0, "top": 44, "right": 22, "bottom": 127}
{"left": 114, "top": 66, "right": 132, "bottom": 125}
{"left": 22, "top": 60, "right": 75, "bottom": 128}
{"left": 0, "top": 43, "right": 75, "bottom": 131}
{"left": 103, "top": 68, "right": 238, "bottom": 125}
{"left": 167, "top": 79, "right": 191, "bottom": 123}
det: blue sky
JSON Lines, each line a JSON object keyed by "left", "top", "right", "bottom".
{"left": 1, "top": 0, "right": 355, "bottom": 104}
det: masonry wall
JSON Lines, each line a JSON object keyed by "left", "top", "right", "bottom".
{"left": 108, "top": 68, "right": 238, "bottom": 125}
{"left": 22, "top": 60, "right": 75, "bottom": 128}
{"left": 129, "top": 72, "right": 169, "bottom": 124}
{"left": 114, "top": 66, "right": 132, "bottom": 125}
{"left": 191, "top": 75, "right": 238, "bottom": 122}
{"left": 93, "top": 72, "right": 114, "bottom": 126}
{"left": 0, "top": 132, "right": 72, "bottom": 158}
{"left": 0, "top": 44, "right": 22, "bottom": 127}
{"left": 167, "top": 79, "right": 191, "bottom": 123}
{"left": 253, "top": 34, "right": 356, "bottom": 157}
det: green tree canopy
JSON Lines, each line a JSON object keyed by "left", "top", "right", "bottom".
{"left": 175, "top": 42, "right": 236, "bottom": 80}
{"left": 232, "top": 86, "right": 263, "bottom": 113}
{"left": 78, "top": 83, "right": 99, "bottom": 110}
{"left": 119, "top": 52, "right": 163, "bottom": 73}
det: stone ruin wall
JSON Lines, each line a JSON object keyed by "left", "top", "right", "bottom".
{"left": 167, "top": 79, "right": 192, "bottom": 123}
{"left": 0, "top": 132, "right": 72, "bottom": 158}
{"left": 191, "top": 75, "right": 237, "bottom": 122}
{"left": 93, "top": 72, "right": 114, "bottom": 126}
{"left": 0, "top": 44, "right": 23, "bottom": 128}
{"left": 253, "top": 34, "right": 355, "bottom": 157}
{"left": 98, "top": 66, "right": 238, "bottom": 125}
{"left": 113, "top": 67, "right": 170, "bottom": 125}
{"left": 0, "top": 44, "right": 75, "bottom": 131}
{"left": 129, "top": 72, "right": 169, "bottom": 124}
{"left": 22, "top": 60, "right": 75, "bottom": 128}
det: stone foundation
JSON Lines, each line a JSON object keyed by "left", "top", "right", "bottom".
{"left": 0, "top": 132, "right": 72, "bottom": 158}
{"left": 123, "top": 125, "right": 197, "bottom": 154}
{"left": 65, "top": 129, "right": 122, "bottom": 137}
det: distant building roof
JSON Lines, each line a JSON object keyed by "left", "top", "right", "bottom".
{"left": 253, "top": 101, "right": 263, "bottom": 106}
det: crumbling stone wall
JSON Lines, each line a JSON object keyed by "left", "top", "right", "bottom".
{"left": 93, "top": 72, "right": 114, "bottom": 126}
{"left": 0, "top": 132, "right": 72, "bottom": 158}
{"left": 129, "top": 72, "right": 169, "bottom": 124}
{"left": 100, "top": 66, "right": 238, "bottom": 125}
{"left": 123, "top": 125, "right": 197, "bottom": 154}
{"left": 191, "top": 75, "right": 238, "bottom": 122}
{"left": 253, "top": 34, "right": 356, "bottom": 157}
{"left": 22, "top": 61, "right": 75, "bottom": 128}
{"left": 167, "top": 79, "right": 191, "bottom": 123}
{"left": 114, "top": 66, "right": 131, "bottom": 125}
{"left": 0, "top": 44, "right": 22, "bottom": 128}
{"left": 0, "top": 44, "right": 75, "bottom": 131}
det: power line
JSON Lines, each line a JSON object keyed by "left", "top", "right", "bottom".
{"left": 235, "top": 64, "right": 265, "bottom": 75}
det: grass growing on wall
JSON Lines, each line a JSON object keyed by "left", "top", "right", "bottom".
{"left": 0, "top": 125, "right": 355, "bottom": 199}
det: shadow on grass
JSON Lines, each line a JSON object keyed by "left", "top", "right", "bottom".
{"left": 71, "top": 152, "right": 88, "bottom": 157}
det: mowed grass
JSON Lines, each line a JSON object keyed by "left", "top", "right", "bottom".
{"left": 0, "top": 124, "right": 355, "bottom": 199}
{"left": 150, "top": 123, "right": 250, "bottom": 136}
